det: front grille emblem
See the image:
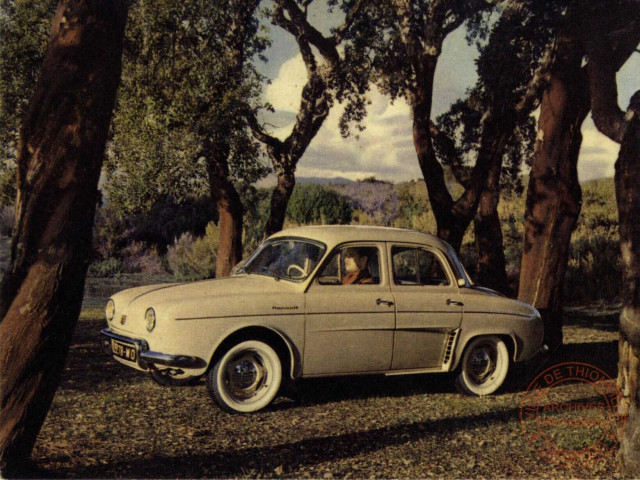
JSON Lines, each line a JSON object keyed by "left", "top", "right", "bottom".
{"left": 120, "top": 315, "right": 127, "bottom": 325}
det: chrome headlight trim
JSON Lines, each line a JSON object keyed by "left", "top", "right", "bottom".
{"left": 145, "top": 308, "right": 156, "bottom": 332}
{"left": 106, "top": 299, "right": 115, "bottom": 322}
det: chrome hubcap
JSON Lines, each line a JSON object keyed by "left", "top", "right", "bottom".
{"left": 467, "top": 346, "right": 496, "bottom": 384}
{"left": 226, "top": 352, "right": 268, "bottom": 400}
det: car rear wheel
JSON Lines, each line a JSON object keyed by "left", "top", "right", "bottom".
{"left": 149, "top": 369, "right": 201, "bottom": 386}
{"left": 455, "top": 336, "right": 509, "bottom": 396}
{"left": 207, "top": 340, "right": 282, "bottom": 413}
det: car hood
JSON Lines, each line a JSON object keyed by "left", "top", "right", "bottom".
{"left": 109, "top": 274, "right": 302, "bottom": 330}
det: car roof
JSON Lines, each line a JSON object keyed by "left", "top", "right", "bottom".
{"left": 269, "top": 225, "right": 451, "bottom": 250}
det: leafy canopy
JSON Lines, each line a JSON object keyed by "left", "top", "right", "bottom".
{"left": 105, "top": 0, "right": 270, "bottom": 216}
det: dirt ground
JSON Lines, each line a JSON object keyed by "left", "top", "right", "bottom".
{"left": 26, "top": 276, "right": 623, "bottom": 478}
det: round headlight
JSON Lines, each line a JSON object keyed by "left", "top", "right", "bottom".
{"left": 145, "top": 308, "right": 156, "bottom": 332}
{"left": 106, "top": 299, "right": 115, "bottom": 322}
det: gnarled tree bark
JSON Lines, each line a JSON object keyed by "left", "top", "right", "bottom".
{"left": 517, "top": 24, "right": 590, "bottom": 353}
{"left": 0, "top": 0, "right": 128, "bottom": 475}
{"left": 474, "top": 157, "right": 508, "bottom": 294}
{"left": 616, "top": 92, "right": 640, "bottom": 477}
{"left": 207, "top": 140, "right": 244, "bottom": 278}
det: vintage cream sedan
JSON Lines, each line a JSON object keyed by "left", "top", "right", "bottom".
{"left": 101, "top": 226, "right": 543, "bottom": 413}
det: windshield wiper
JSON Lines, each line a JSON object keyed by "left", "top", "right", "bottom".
{"left": 258, "top": 266, "right": 281, "bottom": 281}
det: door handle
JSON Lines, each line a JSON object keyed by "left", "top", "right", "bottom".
{"left": 446, "top": 299, "right": 464, "bottom": 306}
{"left": 376, "top": 298, "right": 394, "bottom": 307}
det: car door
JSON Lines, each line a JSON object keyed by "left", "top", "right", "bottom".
{"left": 303, "top": 243, "right": 395, "bottom": 375}
{"left": 389, "top": 244, "right": 463, "bottom": 370}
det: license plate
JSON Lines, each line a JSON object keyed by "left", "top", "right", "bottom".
{"left": 111, "top": 339, "right": 137, "bottom": 362}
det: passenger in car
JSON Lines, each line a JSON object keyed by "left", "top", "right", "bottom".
{"left": 343, "top": 247, "right": 375, "bottom": 285}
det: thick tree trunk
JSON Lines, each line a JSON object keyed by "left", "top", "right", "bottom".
{"left": 264, "top": 169, "right": 295, "bottom": 238}
{"left": 474, "top": 159, "right": 508, "bottom": 294}
{"left": 208, "top": 154, "right": 243, "bottom": 278}
{"left": 0, "top": 1, "right": 127, "bottom": 475}
{"left": 615, "top": 93, "right": 640, "bottom": 476}
{"left": 517, "top": 32, "right": 590, "bottom": 353}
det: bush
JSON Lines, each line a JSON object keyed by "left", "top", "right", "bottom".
{"left": 166, "top": 222, "right": 218, "bottom": 280}
{"left": 88, "top": 257, "right": 125, "bottom": 277}
{"left": 332, "top": 181, "right": 398, "bottom": 226}
{"left": 129, "top": 195, "right": 216, "bottom": 253}
{"left": 287, "top": 184, "right": 352, "bottom": 225}
{"left": 121, "top": 241, "right": 167, "bottom": 275}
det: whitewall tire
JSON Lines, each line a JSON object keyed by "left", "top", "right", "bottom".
{"left": 207, "top": 340, "right": 282, "bottom": 413}
{"left": 456, "top": 336, "right": 509, "bottom": 396}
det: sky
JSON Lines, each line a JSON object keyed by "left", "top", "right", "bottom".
{"left": 256, "top": 4, "right": 640, "bottom": 184}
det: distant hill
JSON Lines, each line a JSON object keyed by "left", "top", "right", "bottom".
{"left": 296, "top": 176, "right": 355, "bottom": 185}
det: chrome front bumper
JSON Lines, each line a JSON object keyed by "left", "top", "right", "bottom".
{"left": 100, "top": 328, "right": 200, "bottom": 369}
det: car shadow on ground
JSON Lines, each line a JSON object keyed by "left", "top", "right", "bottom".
{"left": 44, "top": 404, "right": 526, "bottom": 478}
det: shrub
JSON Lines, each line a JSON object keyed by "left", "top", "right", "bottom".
{"left": 121, "top": 241, "right": 167, "bottom": 275}
{"left": 331, "top": 181, "right": 399, "bottom": 226}
{"left": 129, "top": 195, "right": 216, "bottom": 253}
{"left": 166, "top": 222, "right": 218, "bottom": 280}
{"left": 88, "top": 257, "right": 125, "bottom": 277}
{"left": 287, "top": 184, "right": 352, "bottom": 225}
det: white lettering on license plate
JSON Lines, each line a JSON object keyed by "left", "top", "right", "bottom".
{"left": 111, "top": 339, "right": 137, "bottom": 362}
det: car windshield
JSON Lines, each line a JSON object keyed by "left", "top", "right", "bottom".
{"left": 238, "top": 238, "right": 326, "bottom": 282}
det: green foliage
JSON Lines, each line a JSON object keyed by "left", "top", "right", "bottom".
{"left": 239, "top": 183, "right": 270, "bottom": 254}
{"left": 392, "top": 180, "right": 435, "bottom": 231}
{"left": 105, "top": 0, "right": 269, "bottom": 216}
{"left": 287, "top": 184, "right": 353, "bottom": 226}
{"left": 93, "top": 196, "right": 216, "bottom": 260}
{"left": 565, "top": 179, "right": 621, "bottom": 303}
{"left": 0, "top": 0, "right": 57, "bottom": 206}
{"left": 166, "top": 222, "right": 218, "bottom": 280}
{"left": 88, "top": 258, "right": 125, "bottom": 278}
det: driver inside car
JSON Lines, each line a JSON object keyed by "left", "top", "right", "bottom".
{"left": 342, "top": 247, "right": 375, "bottom": 285}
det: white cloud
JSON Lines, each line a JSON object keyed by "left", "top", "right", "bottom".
{"left": 265, "top": 55, "right": 306, "bottom": 114}
{"left": 578, "top": 118, "right": 620, "bottom": 181}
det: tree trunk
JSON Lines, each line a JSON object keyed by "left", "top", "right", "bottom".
{"left": 0, "top": 1, "right": 127, "bottom": 475}
{"left": 615, "top": 92, "right": 640, "bottom": 476}
{"left": 208, "top": 154, "right": 243, "bottom": 278}
{"left": 264, "top": 169, "right": 295, "bottom": 238}
{"left": 517, "top": 31, "right": 590, "bottom": 353}
{"left": 474, "top": 159, "right": 508, "bottom": 294}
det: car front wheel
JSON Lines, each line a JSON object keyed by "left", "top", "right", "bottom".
{"left": 456, "top": 336, "right": 509, "bottom": 396}
{"left": 207, "top": 340, "right": 282, "bottom": 413}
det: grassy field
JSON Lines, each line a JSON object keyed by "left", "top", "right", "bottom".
{"left": 27, "top": 276, "right": 622, "bottom": 479}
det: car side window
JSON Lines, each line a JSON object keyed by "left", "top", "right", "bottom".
{"left": 317, "top": 246, "right": 380, "bottom": 285}
{"left": 392, "top": 247, "right": 449, "bottom": 286}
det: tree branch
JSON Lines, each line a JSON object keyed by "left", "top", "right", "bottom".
{"left": 392, "top": 0, "right": 427, "bottom": 79}
{"left": 246, "top": 111, "right": 284, "bottom": 151}
{"left": 429, "top": 121, "right": 471, "bottom": 189}
{"left": 579, "top": 4, "right": 640, "bottom": 143}
{"left": 275, "top": 0, "right": 340, "bottom": 67}
{"left": 333, "top": 0, "right": 368, "bottom": 45}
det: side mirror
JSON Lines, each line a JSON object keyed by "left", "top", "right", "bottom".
{"left": 457, "top": 278, "right": 467, "bottom": 288}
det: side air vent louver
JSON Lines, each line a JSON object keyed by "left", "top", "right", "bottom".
{"left": 442, "top": 330, "right": 459, "bottom": 367}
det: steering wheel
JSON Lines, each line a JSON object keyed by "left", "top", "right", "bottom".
{"left": 287, "top": 264, "right": 305, "bottom": 278}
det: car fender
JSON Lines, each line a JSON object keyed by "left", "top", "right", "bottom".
{"left": 208, "top": 324, "right": 301, "bottom": 380}
{"left": 450, "top": 326, "right": 518, "bottom": 371}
